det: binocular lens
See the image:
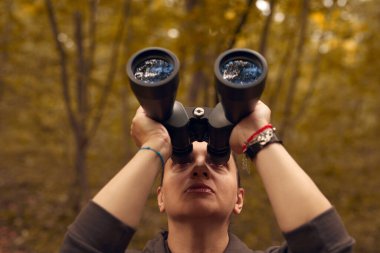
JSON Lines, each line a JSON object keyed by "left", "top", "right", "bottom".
{"left": 220, "top": 59, "right": 262, "bottom": 85}
{"left": 214, "top": 48, "right": 267, "bottom": 123}
{"left": 134, "top": 58, "right": 174, "bottom": 83}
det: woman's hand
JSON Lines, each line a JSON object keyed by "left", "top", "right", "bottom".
{"left": 229, "top": 101, "right": 271, "bottom": 154}
{"left": 130, "top": 107, "right": 172, "bottom": 160}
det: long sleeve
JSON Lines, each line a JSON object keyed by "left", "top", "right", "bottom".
{"left": 224, "top": 207, "right": 354, "bottom": 253}
{"left": 277, "top": 207, "right": 354, "bottom": 253}
{"left": 60, "top": 201, "right": 136, "bottom": 253}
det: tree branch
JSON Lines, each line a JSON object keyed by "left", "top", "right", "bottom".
{"left": 292, "top": 52, "right": 322, "bottom": 124}
{"left": 86, "top": 0, "right": 97, "bottom": 85}
{"left": 258, "top": 0, "right": 277, "bottom": 57}
{"left": 293, "top": 9, "right": 333, "bottom": 123}
{"left": 45, "top": 0, "right": 78, "bottom": 133}
{"left": 227, "top": 0, "right": 255, "bottom": 50}
{"left": 88, "top": 0, "right": 130, "bottom": 139}
{"left": 74, "top": 12, "right": 89, "bottom": 147}
{"left": 279, "top": 0, "right": 310, "bottom": 138}
{"left": 268, "top": 28, "right": 296, "bottom": 111}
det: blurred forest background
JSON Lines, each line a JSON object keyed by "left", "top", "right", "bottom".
{"left": 0, "top": 0, "right": 379, "bottom": 252}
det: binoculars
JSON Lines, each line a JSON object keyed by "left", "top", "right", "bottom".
{"left": 127, "top": 47, "right": 267, "bottom": 164}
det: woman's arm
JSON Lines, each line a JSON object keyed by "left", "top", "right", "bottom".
{"left": 230, "top": 101, "right": 331, "bottom": 232}
{"left": 92, "top": 107, "right": 172, "bottom": 228}
{"left": 253, "top": 142, "right": 332, "bottom": 232}
{"left": 61, "top": 107, "right": 171, "bottom": 252}
{"left": 232, "top": 101, "right": 354, "bottom": 253}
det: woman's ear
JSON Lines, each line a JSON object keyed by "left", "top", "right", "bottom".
{"left": 233, "top": 188, "right": 245, "bottom": 214}
{"left": 157, "top": 186, "right": 165, "bottom": 212}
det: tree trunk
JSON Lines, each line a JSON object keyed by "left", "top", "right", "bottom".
{"left": 227, "top": 0, "right": 255, "bottom": 50}
{"left": 292, "top": 48, "right": 322, "bottom": 124}
{"left": 121, "top": 0, "right": 133, "bottom": 158}
{"left": 45, "top": 0, "right": 78, "bottom": 132}
{"left": 185, "top": 0, "right": 198, "bottom": 10}
{"left": 258, "top": 0, "right": 277, "bottom": 57}
{"left": 0, "top": 0, "right": 12, "bottom": 101}
{"left": 268, "top": 30, "right": 297, "bottom": 111}
{"left": 71, "top": 11, "right": 90, "bottom": 211}
{"left": 293, "top": 9, "right": 333, "bottom": 124}
{"left": 45, "top": 0, "right": 128, "bottom": 211}
{"left": 278, "top": 0, "right": 310, "bottom": 138}
{"left": 187, "top": 48, "right": 209, "bottom": 106}
{"left": 87, "top": 0, "right": 128, "bottom": 139}
{"left": 184, "top": 0, "right": 209, "bottom": 106}
{"left": 72, "top": 134, "right": 89, "bottom": 211}
{"left": 213, "top": 0, "right": 254, "bottom": 105}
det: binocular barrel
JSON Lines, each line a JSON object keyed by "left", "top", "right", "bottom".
{"left": 214, "top": 48, "right": 268, "bottom": 123}
{"left": 127, "top": 47, "right": 267, "bottom": 164}
{"left": 126, "top": 48, "right": 180, "bottom": 121}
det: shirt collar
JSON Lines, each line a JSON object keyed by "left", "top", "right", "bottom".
{"left": 142, "top": 231, "right": 253, "bottom": 253}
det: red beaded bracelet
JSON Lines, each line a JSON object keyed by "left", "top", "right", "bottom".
{"left": 242, "top": 124, "right": 273, "bottom": 153}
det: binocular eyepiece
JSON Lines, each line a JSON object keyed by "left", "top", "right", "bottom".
{"left": 127, "top": 47, "right": 267, "bottom": 164}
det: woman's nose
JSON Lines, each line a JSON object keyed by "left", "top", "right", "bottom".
{"left": 195, "top": 153, "right": 207, "bottom": 166}
{"left": 191, "top": 166, "right": 209, "bottom": 179}
{"left": 190, "top": 151, "right": 210, "bottom": 178}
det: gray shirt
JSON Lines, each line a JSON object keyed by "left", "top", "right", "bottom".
{"left": 60, "top": 201, "right": 354, "bottom": 253}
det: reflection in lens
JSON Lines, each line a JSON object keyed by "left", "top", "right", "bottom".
{"left": 221, "top": 60, "right": 262, "bottom": 85}
{"left": 134, "top": 58, "right": 174, "bottom": 83}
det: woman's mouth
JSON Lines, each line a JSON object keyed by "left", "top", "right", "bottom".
{"left": 185, "top": 183, "right": 214, "bottom": 193}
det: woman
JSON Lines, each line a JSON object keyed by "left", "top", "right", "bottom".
{"left": 60, "top": 101, "right": 354, "bottom": 253}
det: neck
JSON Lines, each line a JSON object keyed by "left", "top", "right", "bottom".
{"left": 167, "top": 218, "right": 230, "bottom": 253}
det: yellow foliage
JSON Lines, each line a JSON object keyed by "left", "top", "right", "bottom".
{"left": 236, "top": 38, "right": 248, "bottom": 48}
{"left": 310, "top": 12, "right": 325, "bottom": 27}
{"left": 224, "top": 9, "right": 236, "bottom": 20}
{"left": 1, "top": 0, "right": 380, "bottom": 252}
{"left": 328, "top": 37, "right": 340, "bottom": 48}
{"left": 343, "top": 39, "right": 358, "bottom": 52}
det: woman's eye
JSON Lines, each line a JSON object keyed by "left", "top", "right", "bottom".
{"left": 207, "top": 162, "right": 228, "bottom": 170}
{"left": 173, "top": 162, "right": 192, "bottom": 170}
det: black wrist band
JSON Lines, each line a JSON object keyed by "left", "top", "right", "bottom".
{"left": 244, "top": 128, "right": 282, "bottom": 159}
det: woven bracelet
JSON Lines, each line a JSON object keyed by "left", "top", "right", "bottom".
{"left": 139, "top": 146, "right": 165, "bottom": 169}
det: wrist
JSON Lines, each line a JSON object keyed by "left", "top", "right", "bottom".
{"left": 142, "top": 137, "right": 172, "bottom": 162}
{"left": 252, "top": 119, "right": 270, "bottom": 133}
{"left": 243, "top": 126, "right": 282, "bottom": 159}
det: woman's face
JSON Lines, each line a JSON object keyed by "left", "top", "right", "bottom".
{"left": 157, "top": 142, "right": 244, "bottom": 222}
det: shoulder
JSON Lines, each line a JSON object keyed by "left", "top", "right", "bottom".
{"left": 125, "top": 231, "right": 167, "bottom": 253}
{"left": 226, "top": 233, "right": 255, "bottom": 253}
